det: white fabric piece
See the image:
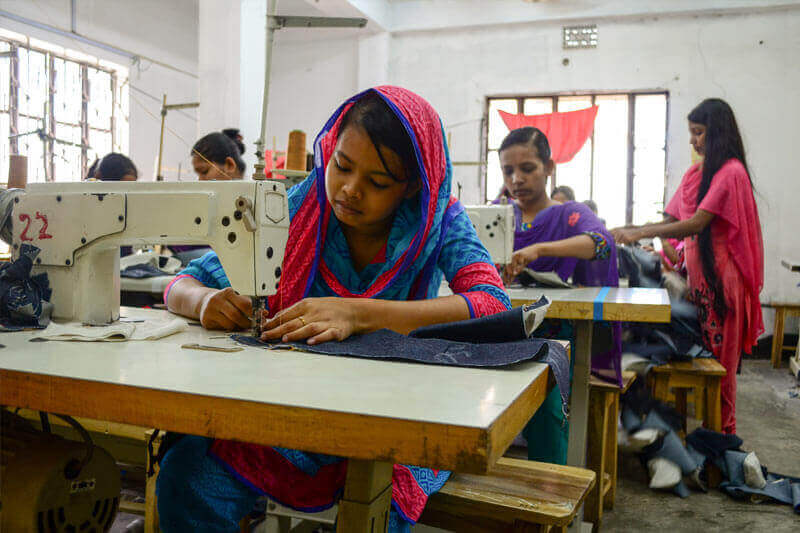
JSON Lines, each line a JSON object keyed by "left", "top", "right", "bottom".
{"left": 620, "top": 428, "right": 662, "bottom": 453}
{"left": 621, "top": 352, "right": 651, "bottom": 374}
{"left": 743, "top": 451, "right": 767, "bottom": 489}
{"left": 648, "top": 457, "right": 682, "bottom": 489}
{"left": 522, "top": 296, "right": 551, "bottom": 337}
{"left": 35, "top": 317, "right": 187, "bottom": 342}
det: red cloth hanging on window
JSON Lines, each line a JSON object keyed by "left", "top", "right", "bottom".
{"left": 263, "top": 150, "right": 287, "bottom": 179}
{"left": 498, "top": 106, "right": 599, "bottom": 164}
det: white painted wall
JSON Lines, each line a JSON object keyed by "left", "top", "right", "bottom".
{"left": 237, "top": 0, "right": 365, "bottom": 174}
{"left": 387, "top": 7, "right": 800, "bottom": 319}
{"left": 0, "top": 0, "right": 198, "bottom": 182}
{"left": 198, "top": 0, "right": 240, "bottom": 137}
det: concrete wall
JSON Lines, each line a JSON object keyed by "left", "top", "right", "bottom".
{"left": 0, "top": 0, "right": 199, "bottom": 181}
{"left": 387, "top": 8, "right": 800, "bottom": 310}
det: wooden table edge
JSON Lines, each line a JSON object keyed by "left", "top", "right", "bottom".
{"left": 0, "top": 368, "right": 508, "bottom": 474}
{"left": 485, "top": 340, "right": 569, "bottom": 467}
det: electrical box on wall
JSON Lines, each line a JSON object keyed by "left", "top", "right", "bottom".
{"left": 563, "top": 25, "right": 598, "bottom": 49}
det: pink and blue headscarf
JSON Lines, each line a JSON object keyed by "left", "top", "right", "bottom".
{"left": 267, "top": 86, "right": 458, "bottom": 316}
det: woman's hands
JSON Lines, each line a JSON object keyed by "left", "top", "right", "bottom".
{"left": 198, "top": 287, "right": 253, "bottom": 330}
{"left": 610, "top": 227, "right": 642, "bottom": 245}
{"left": 260, "top": 297, "right": 365, "bottom": 345}
{"left": 503, "top": 244, "right": 540, "bottom": 285}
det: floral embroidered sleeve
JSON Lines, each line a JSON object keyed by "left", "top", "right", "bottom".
{"left": 438, "top": 210, "right": 511, "bottom": 318}
{"left": 583, "top": 231, "right": 611, "bottom": 261}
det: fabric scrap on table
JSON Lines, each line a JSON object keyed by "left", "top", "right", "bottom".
{"left": 33, "top": 317, "right": 187, "bottom": 341}
{"left": 0, "top": 243, "right": 52, "bottom": 331}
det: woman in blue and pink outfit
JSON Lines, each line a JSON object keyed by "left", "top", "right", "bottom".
{"left": 158, "top": 86, "right": 510, "bottom": 532}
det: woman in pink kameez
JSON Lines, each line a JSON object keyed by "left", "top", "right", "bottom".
{"left": 613, "top": 98, "right": 764, "bottom": 435}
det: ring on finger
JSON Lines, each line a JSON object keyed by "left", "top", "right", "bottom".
{"left": 298, "top": 316, "right": 306, "bottom": 326}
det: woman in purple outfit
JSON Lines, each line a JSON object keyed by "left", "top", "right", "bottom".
{"left": 499, "top": 126, "right": 619, "bottom": 463}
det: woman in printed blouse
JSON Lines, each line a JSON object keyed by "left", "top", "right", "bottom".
{"left": 499, "top": 126, "right": 620, "bottom": 465}
{"left": 158, "top": 86, "right": 511, "bottom": 532}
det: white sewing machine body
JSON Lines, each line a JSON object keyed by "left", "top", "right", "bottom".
{"left": 11, "top": 181, "right": 289, "bottom": 324}
{"left": 463, "top": 204, "right": 514, "bottom": 265}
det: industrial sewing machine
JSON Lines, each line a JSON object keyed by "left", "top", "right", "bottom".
{"left": 463, "top": 204, "right": 515, "bottom": 265}
{"left": 11, "top": 181, "right": 290, "bottom": 325}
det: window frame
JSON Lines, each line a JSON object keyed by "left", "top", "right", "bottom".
{"left": 1, "top": 35, "right": 125, "bottom": 183}
{"left": 483, "top": 90, "right": 669, "bottom": 225}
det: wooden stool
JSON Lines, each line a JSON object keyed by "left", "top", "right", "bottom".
{"left": 649, "top": 359, "right": 727, "bottom": 487}
{"left": 419, "top": 457, "right": 595, "bottom": 533}
{"left": 649, "top": 359, "right": 726, "bottom": 433}
{"left": 584, "top": 371, "right": 636, "bottom": 532}
{"left": 769, "top": 303, "right": 800, "bottom": 368}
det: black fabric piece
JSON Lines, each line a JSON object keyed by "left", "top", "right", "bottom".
{"left": 121, "top": 263, "right": 167, "bottom": 279}
{"left": 233, "top": 328, "right": 570, "bottom": 411}
{"left": 620, "top": 378, "right": 683, "bottom": 430}
{"left": 409, "top": 300, "right": 549, "bottom": 343}
{"left": 617, "top": 245, "right": 662, "bottom": 288}
{"left": 0, "top": 244, "right": 52, "bottom": 331}
{"left": 618, "top": 244, "right": 713, "bottom": 364}
{"left": 685, "top": 428, "right": 743, "bottom": 460}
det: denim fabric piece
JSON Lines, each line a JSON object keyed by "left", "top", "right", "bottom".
{"left": 121, "top": 263, "right": 167, "bottom": 279}
{"left": 0, "top": 244, "right": 52, "bottom": 331}
{"left": 233, "top": 328, "right": 570, "bottom": 411}
{"left": 409, "top": 300, "right": 549, "bottom": 343}
{"left": 720, "top": 450, "right": 800, "bottom": 513}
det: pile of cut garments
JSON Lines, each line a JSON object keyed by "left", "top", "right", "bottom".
{"left": 120, "top": 251, "right": 183, "bottom": 279}
{"left": 619, "top": 380, "right": 800, "bottom": 512}
{"left": 0, "top": 243, "right": 52, "bottom": 332}
{"left": 617, "top": 245, "right": 712, "bottom": 368}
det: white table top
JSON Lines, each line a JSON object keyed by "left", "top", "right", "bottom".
{"left": 0, "top": 307, "right": 551, "bottom": 472}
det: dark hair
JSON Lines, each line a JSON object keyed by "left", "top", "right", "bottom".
{"left": 338, "top": 93, "right": 419, "bottom": 183}
{"left": 94, "top": 153, "right": 137, "bottom": 181}
{"left": 498, "top": 126, "right": 552, "bottom": 162}
{"left": 551, "top": 185, "right": 575, "bottom": 202}
{"left": 85, "top": 158, "right": 100, "bottom": 180}
{"left": 687, "top": 98, "right": 752, "bottom": 320}
{"left": 582, "top": 199, "right": 598, "bottom": 214}
{"left": 192, "top": 129, "right": 246, "bottom": 173}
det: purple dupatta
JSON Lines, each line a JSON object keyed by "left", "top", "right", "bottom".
{"left": 513, "top": 201, "right": 622, "bottom": 385}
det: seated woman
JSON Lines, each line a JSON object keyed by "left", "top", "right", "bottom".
{"left": 499, "top": 126, "right": 619, "bottom": 465}
{"left": 191, "top": 128, "right": 246, "bottom": 181}
{"left": 550, "top": 184, "right": 575, "bottom": 203}
{"left": 85, "top": 153, "right": 138, "bottom": 256}
{"left": 85, "top": 153, "right": 138, "bottom": 181}
{"left": 170, "top": 129, "right": 248, "bottom": 263}
{"left": 158, "top": 86, "right": 510, "bottom": 532}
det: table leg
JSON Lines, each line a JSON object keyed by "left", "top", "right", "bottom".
{"left": 567, "top": 320, "right": 593, "bottom": 533}
{"left": 771, "top": 307, "right": 786, "bottom": 368}
{"left": 337, "top": 459, "right": 393, "bottom": 533}
{"left": 567, "top": 320, "right": 593, "bottom": 468}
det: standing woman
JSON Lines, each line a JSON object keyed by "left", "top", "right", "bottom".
{"left": 612, "top": 98, "right": 764, "bottom": 435}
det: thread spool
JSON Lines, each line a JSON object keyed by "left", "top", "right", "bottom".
{"left": 286, "top": 130, "right": 307, "bottom": 170}
{"left": 8, "top": 155, "right": 27, "bottom": 189}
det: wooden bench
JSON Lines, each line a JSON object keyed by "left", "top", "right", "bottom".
{"left": 648, "top": 359, "right": 726, "bottom": 434}
{"left": 418, "top": 457, "right": 595, "bottom": 533}
{"left": 767, "top": 303, "right": 800, "bottom": 368}
{"left": 585, "top": 371, "right": 636, "bottom": 532}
